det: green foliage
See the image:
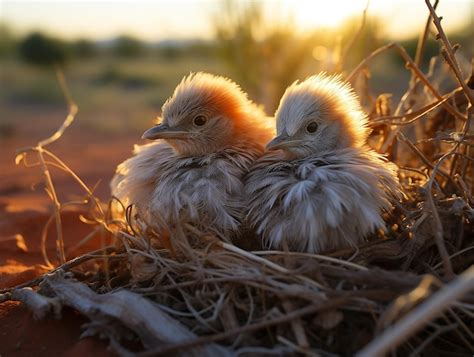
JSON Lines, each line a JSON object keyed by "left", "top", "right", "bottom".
{"left": 156, "top": 41, "right": 216, "bottom": 61}
{"left": 113, "top": 35, "right": 144, "bottom": 58}
{"left": 337, "top": 16, "right": 385, "bottom": 69}
{"left": 0, "top": 24, "right": 16, "bottom": 58}
{"left": 72, "top": 38, "right": 97, "bottom": 58}
{"left": 214, "top": 2, "right": 392, "bottom": 113}
{"left": 18, "top": 32, "right": 69, "bottom": 66}
{"left": 214, "top": 0, "right": 318, "bottom": 112}
{"left": 6, "top": 76, "right": 64, "bottom": 105}
{"left": 158, "top": 44, "right": 181, "bottom": 60}
{"left": 93, "top": 65, "right": 159, "bottom": 89}
{"left": 215, "top": 1, "right": 263, "bottom": 99}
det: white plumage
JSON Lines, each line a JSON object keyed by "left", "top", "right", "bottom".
{"left": 111, "top": 72, "right": 273, "bottom": 239}
{"left": 245, "top": 73, "right": 401, "bottom": 253}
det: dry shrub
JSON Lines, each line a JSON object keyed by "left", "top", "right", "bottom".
{"left": 2, "top": 2, "right": 474, "bottom": 356}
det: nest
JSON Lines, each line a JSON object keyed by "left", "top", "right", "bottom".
{"left": 1, "top": 3, "right": 473, "bottom": 356}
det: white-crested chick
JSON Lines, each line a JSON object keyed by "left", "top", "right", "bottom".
{"left": 245, "top": 73, "right": 401, "bottom": 253}
{"left": 111, "top": 72, "right": 273, "bottom": 239}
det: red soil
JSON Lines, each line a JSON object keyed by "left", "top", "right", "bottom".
{"left": 0, "top": 110, "right": 141, "bottom": 356}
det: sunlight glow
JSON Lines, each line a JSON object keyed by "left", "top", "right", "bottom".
{"left": 280, "top": 0, "right": 369, "bottom": 29}
{"left": 312, "top": 45, "right": 329, "bottom": 61}
{"left": 279, "top": 0, "right": 473, "bottom": 39}
{"left": 2, "top": 0, "right": 472, "bottom": 41}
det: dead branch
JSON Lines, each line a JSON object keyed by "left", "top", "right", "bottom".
{"left": 425, "top": 0, "right": 474, "bottom": 107}
{"left": 11, "top": 287, "right": 62, "bottom": 320}
{"left": 139, "top": 297, "right": 349, "bottom": 356}
{"left": 356, "top": 266, "right": 474, "bottom": 357}
{"left": 346, "top": 42, "right": 466, "bottom": 122}
{"left": 43, "top": 271, "right": 233, "bottom": 356}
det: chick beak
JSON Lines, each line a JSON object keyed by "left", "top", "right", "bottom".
{"left": 266, "top": 134, "right": 293, "bottom": 151}
{"left": 142, "top": 123, "right": 189, "bottom": 140}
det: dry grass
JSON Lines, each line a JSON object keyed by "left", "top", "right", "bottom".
{"left": 2, "top": 2, "right": 474, "bottom": 356}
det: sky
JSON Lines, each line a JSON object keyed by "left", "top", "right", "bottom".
{"left": 1, "top": 0, "right": 473, "bottom": 41}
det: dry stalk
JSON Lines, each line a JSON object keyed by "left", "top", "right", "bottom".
{"left": 413, "top": 0, "right": 439, "bottom": 71}
{"left": 0, "top": 246, "right": 119, "bottom": 295}
{"left": 356, "top": 266, "right": 474, "bottom": 357}
{"left": 425, "top": 0, "right": 474, "bottom": 106}
{"left": 336, "top": 0, "right": 370, "bottom": 73}
{"left": 139, "top": 298, "right": 349, "bottom": 356}
{"left": 346, "top": 42, "right": 466, "bottom": 122}
{"left": 15, "top": 68, "right": 78, "bottom": 265}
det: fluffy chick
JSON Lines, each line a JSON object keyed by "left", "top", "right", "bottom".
{"left": 111, "top": 72, "right": 273, "bottom": 239}
{"left": 245, "top": 73, "right": 401, "bottom": 253}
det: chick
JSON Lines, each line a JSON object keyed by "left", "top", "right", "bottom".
{"left": 111, "top": 72, "right": 273, "bottom": 240}
{"left": 245, "top": 73, "right": 401, "bottom": 253}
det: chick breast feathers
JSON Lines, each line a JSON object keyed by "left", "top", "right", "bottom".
{"left": 111, "top": 140, "right": 264, "bottom": 239}
{"left": 245, "top": 147, "right": 401, "bottom": 253}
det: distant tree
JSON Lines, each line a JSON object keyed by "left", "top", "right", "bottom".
{"left": 18, "top": 32, "right": 68, "bottom": 66}
{"left": 0, "top": 24, "right": 16, "bottom": 58}
{"left": 113, "top": 35, "right": 144, "bottom": 58}
{"left": 158, "top": 44, "right": 182, "bottom": 60}
{"left": 157, "top": 40, "right": 216, "bottom": 60}
{"left": 73, "top": 38, "right": 97, "bottom": 58}
{"left": 187, "top": 41, "right": 217, "bottom": 58}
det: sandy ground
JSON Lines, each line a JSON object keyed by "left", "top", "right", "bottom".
{"left": 0, "top": 109, "right": 142, "bottom": 355}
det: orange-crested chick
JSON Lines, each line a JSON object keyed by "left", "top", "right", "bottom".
{"left": 111, "top": 72, "right": 274, "bottom": 239}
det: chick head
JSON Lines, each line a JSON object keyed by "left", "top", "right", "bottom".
{"left": 267, "top": 73, "right": 370, "bottom": 159}
{"left": 143, "top": 72, "right": 270, "bottom": 156}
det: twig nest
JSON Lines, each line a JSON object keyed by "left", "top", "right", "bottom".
{"left": 129, "top": 254, "right": 157, "bottom": 283}
{"left": 312, "top": 310, "right": 344, "bottom": 330}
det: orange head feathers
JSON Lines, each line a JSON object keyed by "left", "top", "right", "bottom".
{"left": 143, "top": 72, "right": 273, "bottom": 155}
{"left": 112, "top": 72, "right": 275, "bottom": 238}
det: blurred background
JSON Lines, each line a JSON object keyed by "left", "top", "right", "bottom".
{"left": 0, "top": 0, "right": 473, "bottom": 208}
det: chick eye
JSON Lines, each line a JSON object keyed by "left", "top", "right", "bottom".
{"left": 193, "top": 115, "right": 207, "bottom": 127}
{"left": 306, "top": 122, "right": 319, "bottom": 133}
